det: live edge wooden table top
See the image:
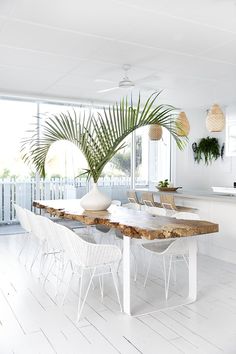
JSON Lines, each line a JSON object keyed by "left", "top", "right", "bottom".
{"left": 33, "top": 199, "right": 219, "bottom": 240}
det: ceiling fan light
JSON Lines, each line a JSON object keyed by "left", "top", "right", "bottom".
{"left": 176, "top": 111, "right": 190, "bottom": 136}
{"left": 119, "top": 78, "right": 135, "bottom": 88}
{"left": 149, "top": 125, "right": 162, "bottom": 141}
{"left": 206, "top": 104, "right": 225, "bottom": 132}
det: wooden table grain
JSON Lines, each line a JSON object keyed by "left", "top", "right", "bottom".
{"left": 33, "top": 199, "right": 218, "bottom": 240}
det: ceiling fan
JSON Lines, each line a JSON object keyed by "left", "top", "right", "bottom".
{"left": 97, "top": 64, "right": 135, "bottom": 94}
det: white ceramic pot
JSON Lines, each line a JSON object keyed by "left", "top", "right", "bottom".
{"left": 80, "top": 182, "right": 112, "bottom": 211}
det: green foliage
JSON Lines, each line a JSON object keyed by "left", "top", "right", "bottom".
{"left": 193, "top": 136, "right": 220, "bottom": 165}
{"left": 21, "top": 92, "right": 186, "bottom": 182}
{"left": 0, "top": 168, "right": 11, "bottom": 178}
{"left": 158, "top": 179, "right": 169, "bottom": 187}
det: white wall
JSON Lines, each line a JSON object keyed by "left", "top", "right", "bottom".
{"left": 175, "top": 106, "right": 236, "bottom": 190}
{"left": 175, "top": 105, "right": 236, "bottom": 264}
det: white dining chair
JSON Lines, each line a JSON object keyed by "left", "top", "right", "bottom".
{"left": 24, "top": 210, "right": 49, "bottom": 273}
{"left": 141, "top": 211, "right": 200, "bottom": 300}
{"left": 56, "top": 223, "right": 122, "bottom": 322}
{"left": 30, "top": 215, "right": 97, "bottom": 293}
{"left": 14, "top": 204, "right": 32, "bottom": 261}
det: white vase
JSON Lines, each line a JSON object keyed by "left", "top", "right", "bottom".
{"left": 80, "top": 182, "right": 112, "bottom": 211}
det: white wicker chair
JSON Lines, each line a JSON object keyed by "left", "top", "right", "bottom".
{"left": 141, "top": 212, "right": 200, "bottom": 299}
{"left": 55, "top": 222, "right": 122, "bottom": 322}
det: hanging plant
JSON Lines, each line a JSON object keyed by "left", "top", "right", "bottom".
{"left": 192, "top": 136, "right": 221, "bottom": 165}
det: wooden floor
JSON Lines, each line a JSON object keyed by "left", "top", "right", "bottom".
{"left": 0, "top": 232, "right": 236, "bottom": 354}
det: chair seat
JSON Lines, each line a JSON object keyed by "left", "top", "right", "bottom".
{"left": 141, "top": 240, "right": 175, "bottom": 254}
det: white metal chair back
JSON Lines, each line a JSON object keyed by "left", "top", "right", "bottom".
{"left": 56, "top": 223, "right": 121, "bottom": 268}
{"left": 14, "top": 204, "right": 31, "bottom": 233}
{"left": 54, "top": 222, "right": 122, "bottom": 322}
{"left": 24, "top": 209, "right": 46, "bottom": 242}
{"left": 37, "top": 215, "right": 64, "bottom": 252}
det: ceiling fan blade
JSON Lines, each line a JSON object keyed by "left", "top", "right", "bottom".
{"left": 94, "top": 79, "right": 116, "bottom": 84}
{"left": 97, "top": 87, "right": 119, "bottom": 93}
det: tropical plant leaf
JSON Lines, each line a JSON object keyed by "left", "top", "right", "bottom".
{"left": 21, "top": 92, "right": 186, "bottom": 182}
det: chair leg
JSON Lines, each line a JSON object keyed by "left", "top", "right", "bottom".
{"left": 131, "top": 248, "right": 138, "bottom": 282}
{"left": 43, "top": 255, "right": 55, "bottom": 286}
{"left": 163, "top": 255, "right": 173, "bottom": 300}
{"left": 143, "top": 252, "right": 153, "bottom": 287}
{"left": 61, "top": 268, "right": 74, "bottom": 306}
{"left": 76, "top": 268, "right": 96, "bottom": 323}
{"left": 18, "top": 233, "right": 29, "bottom": 260}
{"left": 24, "top": 236, "right": 35, "bottom": 267}
{"left": 98, "top": 274, "right": 104, "bottom": 301}
{"left": 30, "top": 244, "right": 41, "bottom": 270}
{"left": 55, "top": 254, "right": 65, "bottom": 297}
{"left": 111, "top": 265, "right": 122, "bottom": 312}
{"left": 172, "top": 258, "right": 177, "bottom": 282}
{"left": 89, "top": 269, "right": 96, "bottom": 290}
{"left": 116, "top": 257, "right": 122, "bottom": 274}
{"left": 183, "top": 255, "right": 189, "bottom": 269}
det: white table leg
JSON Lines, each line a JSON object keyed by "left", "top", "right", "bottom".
{"left": 123, "top": 235, "right": 131, "bottom": 315}
{"left": 188, "top": 238, "right": 197, "bottom": 302}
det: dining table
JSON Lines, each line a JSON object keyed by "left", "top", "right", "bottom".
{"left": 33, "top": 199, "right": 219, "bottom": 316}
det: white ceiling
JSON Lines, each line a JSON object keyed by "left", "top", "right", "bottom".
{"left": 0, "top": 0, "right": 236, "bottom": 108}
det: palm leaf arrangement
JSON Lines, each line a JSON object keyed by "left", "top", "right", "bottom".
{"left": 21, "top": 92, "right": 186, "bottom": 183}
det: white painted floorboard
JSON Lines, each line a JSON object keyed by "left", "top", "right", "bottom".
{"left": 0, "top": 233, "right": 236, "bottom": 354}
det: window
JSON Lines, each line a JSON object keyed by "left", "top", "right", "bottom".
{"left": 135, "top": 126, "right": 149, "bottom": 187}
{"left": 0, "top": 99, "right": 37, "bottom": 178}
{"left": 0, "top": 96, "right": 171, "bottom": 223}
{"left": 149, "top": 128, "right": 171, "bottom": 185}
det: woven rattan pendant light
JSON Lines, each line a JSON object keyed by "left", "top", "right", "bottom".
{"left": 148, "top": 125, "right": 162, "bottom": 141}
{"left": 206, "top": 104, "right": 225, "bottom": 132}
{"left": 176, "top": 111, "right": 190, "bottom": 136}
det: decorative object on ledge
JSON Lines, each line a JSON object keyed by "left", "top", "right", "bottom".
{"left": 206, "top": 104, "right": 225, "bottom": 132}
{"left": 157, "top": 186, "right": 182, "bottom": 192}
{"left": 21, "top": 92, "right": 186, "bottom": 211}
{"left": 192, "top": 136, "right": 221, "bottom": 165}
{"left": 176, "top": 111, "right": 190, "bottom": 136}
{"left": 158, "top": 178, "right": 170, "bottom": 188}
{"left": 156, "top": 178, "right": 182, "bottom": 192}
{"left": 149, "top": 124, "right": 162, "bottom": 140}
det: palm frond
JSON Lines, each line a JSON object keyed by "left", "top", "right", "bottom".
{"left": 21, "top": 92, "right": 186, "bottom": 182}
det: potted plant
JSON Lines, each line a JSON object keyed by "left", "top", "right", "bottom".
{"left": 192, "top": 136, "right": 221, "bottom": 165}
{"left": 21, "top": 92, "right": 186, "bottom": 210}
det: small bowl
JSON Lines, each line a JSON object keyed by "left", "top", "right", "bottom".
{"left": 156, "top": 186, "right": 182, "bottom": 192}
